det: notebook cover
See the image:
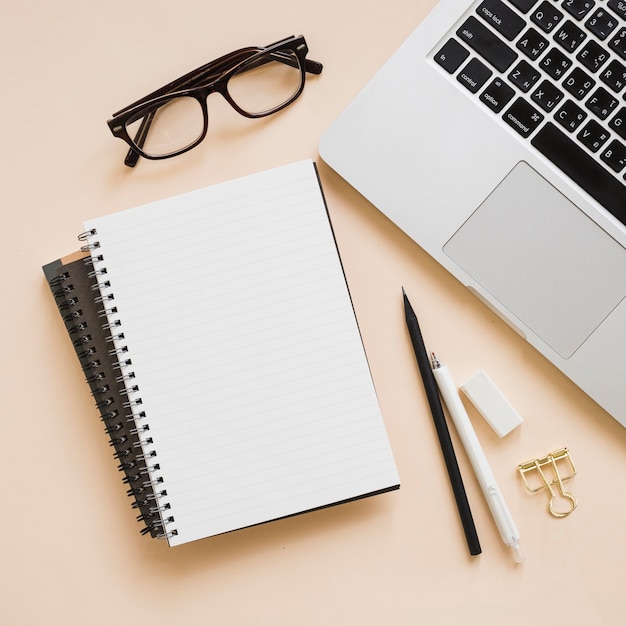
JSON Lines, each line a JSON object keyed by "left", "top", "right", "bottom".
{"left": 43, "top": 256, "right": 162, "bottom": 537}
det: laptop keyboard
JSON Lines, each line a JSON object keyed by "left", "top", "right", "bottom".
{"left": 433, "top": 0, "right": 626, "bottom": 224}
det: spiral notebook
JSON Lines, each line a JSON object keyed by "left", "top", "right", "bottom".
{"left": 43, "top": 160, "right": 400, "bottom": 547}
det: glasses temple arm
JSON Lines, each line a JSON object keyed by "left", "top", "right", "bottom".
{"left": 115, "top": 43, "right": 322, "bottom": 119}
{"left": 123, "top": 110, "right": 155, "bottom": 167}
{"left": 305, "top": 59, "right": 323, "bottom": 74}
{"left": 113, "top": 48, "right": 262, "bottom": 117}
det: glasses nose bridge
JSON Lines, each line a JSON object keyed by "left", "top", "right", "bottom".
{"left": 193, "top": 75, "right": 231, "bottom": 110}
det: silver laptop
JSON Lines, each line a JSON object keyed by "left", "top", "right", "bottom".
{"left": 319, "top": 0, "right": 626, "bottom": 426}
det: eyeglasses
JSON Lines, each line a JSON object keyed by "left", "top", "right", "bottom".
{"left": 107, "top": 35, "right": 323, "bottom": 167}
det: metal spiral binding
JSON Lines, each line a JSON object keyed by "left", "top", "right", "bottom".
{"left": 44, "top": 237, "right": 177, "bottom": 539}
{"left": 80, "top": 228, "right": 177, "bottom": 541}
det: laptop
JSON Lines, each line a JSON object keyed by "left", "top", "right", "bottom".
{"left": 319, "top": 0, "right": 626, "bottom": 427}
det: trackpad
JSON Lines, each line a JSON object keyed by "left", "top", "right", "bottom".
{"left": 443, "top": 162, "right": 626, "bottom": 358}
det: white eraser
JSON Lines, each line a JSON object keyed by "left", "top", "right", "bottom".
{"left": 460, "top": 370, "right": 523, "bottom": 437}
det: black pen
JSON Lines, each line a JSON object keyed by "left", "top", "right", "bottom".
{"left": 402, "top": 288, "right": 481, "bottom": 556}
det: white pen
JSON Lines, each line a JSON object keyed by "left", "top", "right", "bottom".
{"left": 431, "top": 353, "right": 524, "bottom": 563}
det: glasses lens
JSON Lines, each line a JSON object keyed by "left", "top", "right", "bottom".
{"left": 125, "top": 96, "right": 205, "bottom": 157}
{"left": 227, "top": 50, "right": 303, "bottom": 116}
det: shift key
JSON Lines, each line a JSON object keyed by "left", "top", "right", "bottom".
{"left": 457, "top": 16, "right": 519, "bottom": 72}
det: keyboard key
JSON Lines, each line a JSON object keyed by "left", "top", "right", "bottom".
{"left": 531, "top": 1, "right": 564, "bottom": 32}
{"left": 540, "top": 47, "right": 572, "bottom": 78}
{"left": 585, "top": 9, "right": 618, "bottom": 40}
{"left": 457, "top": 17, "right": 519, "bottom": 71}
{"left": 517, "top": 27, "right": 549, "bottom": 59}
{"left": 577, "top": 119, "right": 610, "bottom": 151}
{"left": 608, "top": 28, "right": 626, "bottom": 60}
{"left": 531, "top": 79, "right": 565, "bottom": 111}
{"left": 508, "top": 59, "right": 542, "bottom": 91}
{"left": 585, "top": 87, "right": 619, "bottom": 119}
{"left": 600, "top": 139, "right": 626, "bottom": 172}
{"left": 509, "top": 0, "right": 540, "bottom": 12}
{"left": 480, "top": 77, "right": 516, "bottom": 112}
{"left": 503, "top": 97, "right": 545, "bottom": 137}
{"left": 561, "top": 0, "right": 596, "bottom": 20}
{"left": 554, "top": 20, "right": 587, "bottom": 52}
{"left": 531, "top": 122, "right": 626, "bottom": 221}
{"left": 607, "top": 0, "right": 626, "bottom": 19}
{"left": 600, "top": 59, "right": 626, "bottom": 92}
{"left": 608, "top": 107, "right": 626, "bottom": 139}
{"left": 457, "top": 58, "right": 493, "bottom": 93}
{"left": 434, "top": 39, "right": 470, "bottom": 73}
{"left": 555, "top": 99, "right": 587, "bottom": 131}
{"left": 576, "top": 40, "right": 610, "bottom": 72}
{"left": 564, "top": 67, "right": 596, "bottom": 99}
{"left": 477, "top": 0, "right": 526, "bottom": 40}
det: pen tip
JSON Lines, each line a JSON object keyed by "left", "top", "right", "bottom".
{"left": 402, "top": 290, "right": 413, "bottom": 315}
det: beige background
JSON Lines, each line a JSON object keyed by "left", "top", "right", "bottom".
{"left": 2, "top": 1, "right": 625, "bottom": 624}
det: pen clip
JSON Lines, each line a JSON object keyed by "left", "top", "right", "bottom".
{"left": 517, "top": 448, "right": 577, "bottom": 518}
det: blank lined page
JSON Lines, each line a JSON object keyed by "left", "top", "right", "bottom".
{"left": 84, "top": 160, "right": 399, "bottom": 546}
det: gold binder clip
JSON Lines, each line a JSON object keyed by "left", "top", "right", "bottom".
{"left": 517, "top": 448, "right": 577, "bottom": 518}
